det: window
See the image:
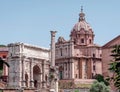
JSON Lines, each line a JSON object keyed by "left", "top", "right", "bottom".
{"left": 81, "top": 38, "right": 84, "bottom": 43}
{"left": 74, "top": 39, "right": 76, "bottom": 44}
{"left": 92, "top": 73, "right": 94, "bottom": 79}
{"left": 60, "top": 48, "right": 62, "bottom": 56}
{"left": 93, "top": 53, "right": 95, "bottom": 58}
{"left": 93, "top": 65, "right": 96, "bottom": 71}
{"left": 60, "top": 71, "right": 63, "bottom": 79}
{"left": 89, "top": 39, "right": 92, "bottom": 44}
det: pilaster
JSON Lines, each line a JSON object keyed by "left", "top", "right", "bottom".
{"left": 70, "top": 60, "right": 74, "bottom": 79}
{"left": 21, "top": 57, "right": 26, "bottom": 87}
{"left": 42, "top": 60, "right": 46, "bottom": 88}
{"left": 71, "top": 61, "right": 74, "bottom": 79}
{"left": 30, "top": 58, "right": 34, "bottom": 88}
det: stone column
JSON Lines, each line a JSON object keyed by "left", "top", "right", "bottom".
{"left": 62, "top": 63, "right": 64, "bottom": 79}
{"left": 83, "top": 60, "right": 87, "bottom": 79}
{"left": 70, "top": 60, "right": 74, "bottom": 79}
{"left": 50, "top": 31, "right": 58, "bottom": 92}
{"left": 82, "top": 61, "right": 85, "bottom": 79}
{"left": 67, "top": 62, "right": 69, "bottom": 78}
{"left": 69, "top": 62, "right": 71, "bottom": 79}
{"left": 40, "top": 69, "right": 42, "bottom": 88}
{"left": 68, "top": 61, "right": 70, "bottom": 79}
{"left": 21, "top": 57, "right": 26, "bottom": 87}
{"left": 30, "top": 58, "right": 34, "bottom": 88}
{"left": 70, "top": 39, "right": 74, "bottom": 57}
{"left": 72, "top": 62, "right": 74, "bottom": 79}
{"left": 42, "top": 60, "right": 46, "bottom": 88}
{"left": 50, "top": 31, "right": 57, "bottom": 66}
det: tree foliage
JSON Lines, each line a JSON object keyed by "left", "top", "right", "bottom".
{"left": 108, "top": 45, "right": 120, "bottom": 90}
{"left": 89, "top": 81, "right": 110, "bottom": 92}
{"left": 94, "top": 74, "right": 109, "bottom": 86}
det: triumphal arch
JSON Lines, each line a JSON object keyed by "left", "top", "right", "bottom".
{"left": 7, "top": 42, "right": 50, "bottom": 90}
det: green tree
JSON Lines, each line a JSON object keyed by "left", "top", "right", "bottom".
{"left": 74, "top": 89, "right": 79, "bottom": 92}
{"left": 89, "top": 81, "right": 110, "bottom": 92}
{"left": 94, "top": 74, "right": 109, "bottom": 86}
{"left": 108, "top": 45, "right": 120, "bottom": 90}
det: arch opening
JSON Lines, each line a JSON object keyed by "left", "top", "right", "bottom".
{"left": 33, "top": 65, "right": 41, "bottom": 88}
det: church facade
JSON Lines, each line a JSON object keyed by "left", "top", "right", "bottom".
{"left": 7, "top": 42, "right": 50, "bottom": 91}
{"left": 55, "top": 8, "right": 102, "bottom": 87}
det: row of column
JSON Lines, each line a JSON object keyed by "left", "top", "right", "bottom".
{"left": 21, "top": 57, "right": 47, "bottom": 88}
{"left": 58, "top": 60, "right": 74, "bottom": 79}
{"left": 58, "top": 58, "right": 94, "bottom": 80}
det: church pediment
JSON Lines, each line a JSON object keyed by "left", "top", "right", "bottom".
{"left": 57, "top": 36, "right": 66, "bottom": 44}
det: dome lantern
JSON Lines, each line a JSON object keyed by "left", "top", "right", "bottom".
{"left": 79, "top": 6, "right": 85, "bottom": 21}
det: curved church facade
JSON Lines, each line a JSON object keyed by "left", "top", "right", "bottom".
{"left": 55, "top": 8, "right": 102, "bottom": 86}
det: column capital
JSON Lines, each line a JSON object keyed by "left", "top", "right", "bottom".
{"left": 50, "top": 31, "right": 57, "bottom": 37}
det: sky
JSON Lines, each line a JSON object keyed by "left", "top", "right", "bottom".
{"left": 0, "top": 0, "right": 120, "bottom": 48}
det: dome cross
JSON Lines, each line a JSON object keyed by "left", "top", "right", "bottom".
{"left": 79, "top": 6, "right": 85, "bottom": 21}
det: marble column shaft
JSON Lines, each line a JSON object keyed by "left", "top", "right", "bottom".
{"left": 50, "top": 31, "right": 57, "bottom": 66}
{"left": 21, "top": 57, "right": 26, "bottom": 87}
{"left": 30, "top": 58, "right": 34, "bottom": 87}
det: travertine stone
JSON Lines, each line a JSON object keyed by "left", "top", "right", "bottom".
{"left": 7, "top": 43, "right": 50, "bottom": 89}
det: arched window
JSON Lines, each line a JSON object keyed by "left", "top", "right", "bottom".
{"left": 89, "top": 39, "right": 92, "bottom": 44}
{"left": 81, "top": 38, "right": 84, "bottom": 43}
{"left": 93, "top": 53, "right": 95, "bottom": 57}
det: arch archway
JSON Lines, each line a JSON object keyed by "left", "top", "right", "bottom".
{"left": 33, "top": 65, "right": 41, "bottom": 88}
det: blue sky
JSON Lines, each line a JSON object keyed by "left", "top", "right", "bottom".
{"left": 0, "top": 0, "right": 120, "bottom": 48}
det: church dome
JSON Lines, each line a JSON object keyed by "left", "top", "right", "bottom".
{"left": 72, "top": 7, "right": 92, "bottom": 32}
{"left": 73, "top": 21, "right": 92, "bottom": 31}
{"left": 70, "top": 7, "right": 95, "bottom": 46}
